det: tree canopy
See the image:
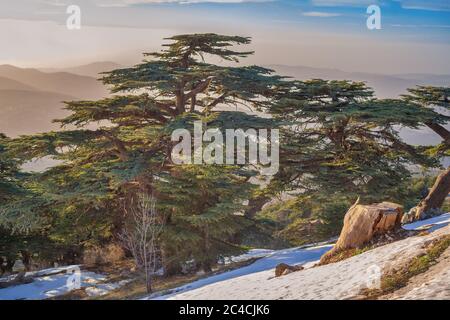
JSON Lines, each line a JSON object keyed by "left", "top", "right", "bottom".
{"left": 0, "top": 33, "right": 448, "bottom": 274}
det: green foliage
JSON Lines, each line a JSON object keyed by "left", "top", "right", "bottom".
{"left": 254, "top": 174, "right": 441, "bottom": 247}
{"left": 0, "top": 133, "right": 24, "bottom": 202}
{"left": 402, "top": 85, "right": 450, "bottom": 155}
{"left": 266, "top": 80, "right": 440, "bottom": 204}
{"left": 1, "top": 34, "right": 448, "bottom": 273}
{"left": 1, "top": 34, "right": 285, "bottom": 271}
{"left": 156, "top": 164, "right": 254, "bottom": 268}
{"left": 256, "top": 195, "right": 350, "bottom": 246}
{"left": 402, "top": 85, "right": 450, "bottom": 110}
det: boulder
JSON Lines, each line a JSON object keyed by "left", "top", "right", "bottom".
{"left": 275, "top": 263, "right": 304, "bottom": 277}
{"left": 12, "top": 259, "right": 25, "bottom": 273}
{"left": 402, "top": 207, "right": 443, "bottom": 224}
{"left": 320, "top": 201, "right": 403, "bottom": 264}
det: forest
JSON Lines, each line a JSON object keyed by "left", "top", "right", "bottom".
{"left": 1, "top": 34, "right": 449, "bottom": 292}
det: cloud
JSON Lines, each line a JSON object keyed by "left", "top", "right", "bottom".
{"left": 94, "top": 0, "right": 273, "bottom": 6}
{"left": 394, "top": 1, "right": 450, "bottom": 12}
{"left": 311, "top": 0, "right": 376, "bottom": 7}
{"left": 302, "top": 11, "right": 341, "bottom": 17}
{"left": 311, "top": 0, "right": 450, "bottom": 11}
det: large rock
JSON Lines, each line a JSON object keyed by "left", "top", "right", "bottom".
{"left": 12, "top": 260, "right": 25, "bottom": 273}
{"left": 274, "top": 263, "right": 304, "bottom": 277}
{"left": 320, "top": 201, "right": 403, "bottom": 263}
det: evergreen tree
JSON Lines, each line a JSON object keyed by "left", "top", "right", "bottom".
{"left": 0, "top": 133, "right": 22, "bottom": 202}
{"left": 2, "top": 34, "right": 284, "bottom": 272}
{"left": 263, "top": 80, "right": 440, "bottom": 205}
{"left": 402, "top": 85, "right": 449, "bottom": 153}
{"left": 401, "top": 86, "right": 450, "bottom": 220}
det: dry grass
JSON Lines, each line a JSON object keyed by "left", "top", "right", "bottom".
{"left": 97, "top": 257, "right": 261, "bottom": 300}
{"left": 317, "top": 247, "right": 371, "bottom": 266}
{"left": 47, "top": 257, "right": 261, "bottom": 300}
{"left": 362, "top": 234, "right": 450, "bottom": 299}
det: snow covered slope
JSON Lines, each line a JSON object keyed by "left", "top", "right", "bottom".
{"left": 150, "top": 214, "right": 450, "bottom": 300}
{"left": 1, "top": 213, "right": 448, "bottom": 300}
{"left": 145, "top": 244, "right": 333, "bottom": 300}
{"left": 0, "top": 266, "right": 129, "bottom": 300}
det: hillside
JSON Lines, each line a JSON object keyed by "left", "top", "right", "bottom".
{"left": 41, "top": 61, "right": 123, "bottom": 78}
{"left": 0, "top": 76, "right": 37, "bottom": 91}
{"left": 146, "top": 214, "right": 450, "bottom": 300}
{"left": 2, "top": 213, "right": 448, "bottom": 300}
{"left": 0, "top": 89, "right": 74, "bottom": 137}
{"left": 269, "top": 65, "right": 450, "bottom": 99}
{"left": 0, "top": 65, "right": 108, "bottom": 99}
{"left": 0, "top": 65, "right": 111, "bottom": 137}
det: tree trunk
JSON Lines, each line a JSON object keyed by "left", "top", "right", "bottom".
{"left": 244, "top": 195, "right": 270, "bottom": 218}
{"left": 145, "top": 268, "right": 152, "bottom": 293}
{"left": 425, "top": 122, "right": 450, "bottom": 146}
{"left": 161, "top": 247, "right": 182, "bottom": 277}
{"left": 414, "top": 167, "right": 450, "bottom": 220}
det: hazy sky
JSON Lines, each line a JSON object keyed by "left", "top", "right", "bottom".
{"left": 1, "top": 0, "right": 449, "bottom": 74}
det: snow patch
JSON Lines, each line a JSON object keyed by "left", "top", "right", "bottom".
{"left": 402, "top": 212, "right": 450, "bottom": 232}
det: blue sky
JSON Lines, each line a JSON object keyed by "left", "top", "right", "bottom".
{"left": 0, "top": 0, "right": 449, "bottom": 73}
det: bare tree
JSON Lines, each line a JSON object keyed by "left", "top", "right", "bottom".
{"left": 119, "top": 193, "right": 164, "bottom": 293}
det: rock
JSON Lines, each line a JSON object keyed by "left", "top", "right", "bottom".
{"left": 275, "top": 263, "right": 304, "bottom": 277}
{"left": 196, "top": 270, "right": 206, "bottom": 276}
{"left": 320, "top": 201, "right": 403, "bottom": 264}
{"left": 401, "top": 207, "right": 416, "bottom": 224}
{"left": 402, "top": 207, "right": 444, "bottom": 224}
{"left": 12, "top": 260, "right": 25, "bottom": 273}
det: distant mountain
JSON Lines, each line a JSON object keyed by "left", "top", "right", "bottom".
{"left": 0, "top": 89, "right": 74, "bottom": 137}
{"left": 0, "top": 76, "right": 37, "bottom": 91}
{"left": 0, "top": 65, "right": 108, "bottom": 99}
{"left": 268, "top": 65, "right": 450, "bottom": 98}
{"left": 41, "top": 61, "right": 124, "bottom": 78}
{"left": 0, "top": 65, "right": 112, "bottom": 137}
{"left": 392, "top": 73, "right": 450, "bottom": 84}
{"left": 268, "top": 64, "right": 450, "bottom": 149}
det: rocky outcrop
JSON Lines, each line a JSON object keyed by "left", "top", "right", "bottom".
{"left": 402, "top": 167, "right": 450, "bottom": 224}
{"left": 320, "top": 201, "right": 403, "bottom": 264}
{"left": 275, "top": 263, "right": 304, "bottom": 277}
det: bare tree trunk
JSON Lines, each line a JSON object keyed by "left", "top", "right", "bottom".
{"left": 414, "top": 167, "right": 450, "bottom": 220}
{"left": 145, "top": 266, "right": 152, "bottom": 293}
{"left": 119, "top": 193, "right": 164, "bottom": 294}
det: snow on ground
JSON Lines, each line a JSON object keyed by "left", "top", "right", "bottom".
{"left": 146, "top": 213, "right": 450, "bottom": 300}
{"left": 0, "top": 269, "right": 106, "bottom": 300}
{"left": 402, "top": 212, "right": 450, "bottom": 232}
{"left": 394, "top": 266, "right": 450, "bottom": 300}
{"left": 0, "top": 266, "right": 129, "bottom": 300}
{"left": 222, "top": 249, "right": 275, "bottom": 265}
{"left": 84, "top": 279, "right": 132, "bottom": 297}
{"left": 0, "top": 265, "right": 81, "bottom": 283}
{"left": 388, "top": 246, "right": 450, "bottom": 300}
{"left": 143, "top": 244, "right": 333, "bottom": 300}
{"left": 1, "top": 213, "right": 448, "bottom": 300}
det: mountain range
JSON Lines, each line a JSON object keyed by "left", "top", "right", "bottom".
{"left": 0, "top": 64, "right": 110, "bottom": 137}
{"left": 0, "top": 62, "right": 448, "bottom": 143}
{"left": 268, "top": 65, "right": 450, "bottom": 99}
